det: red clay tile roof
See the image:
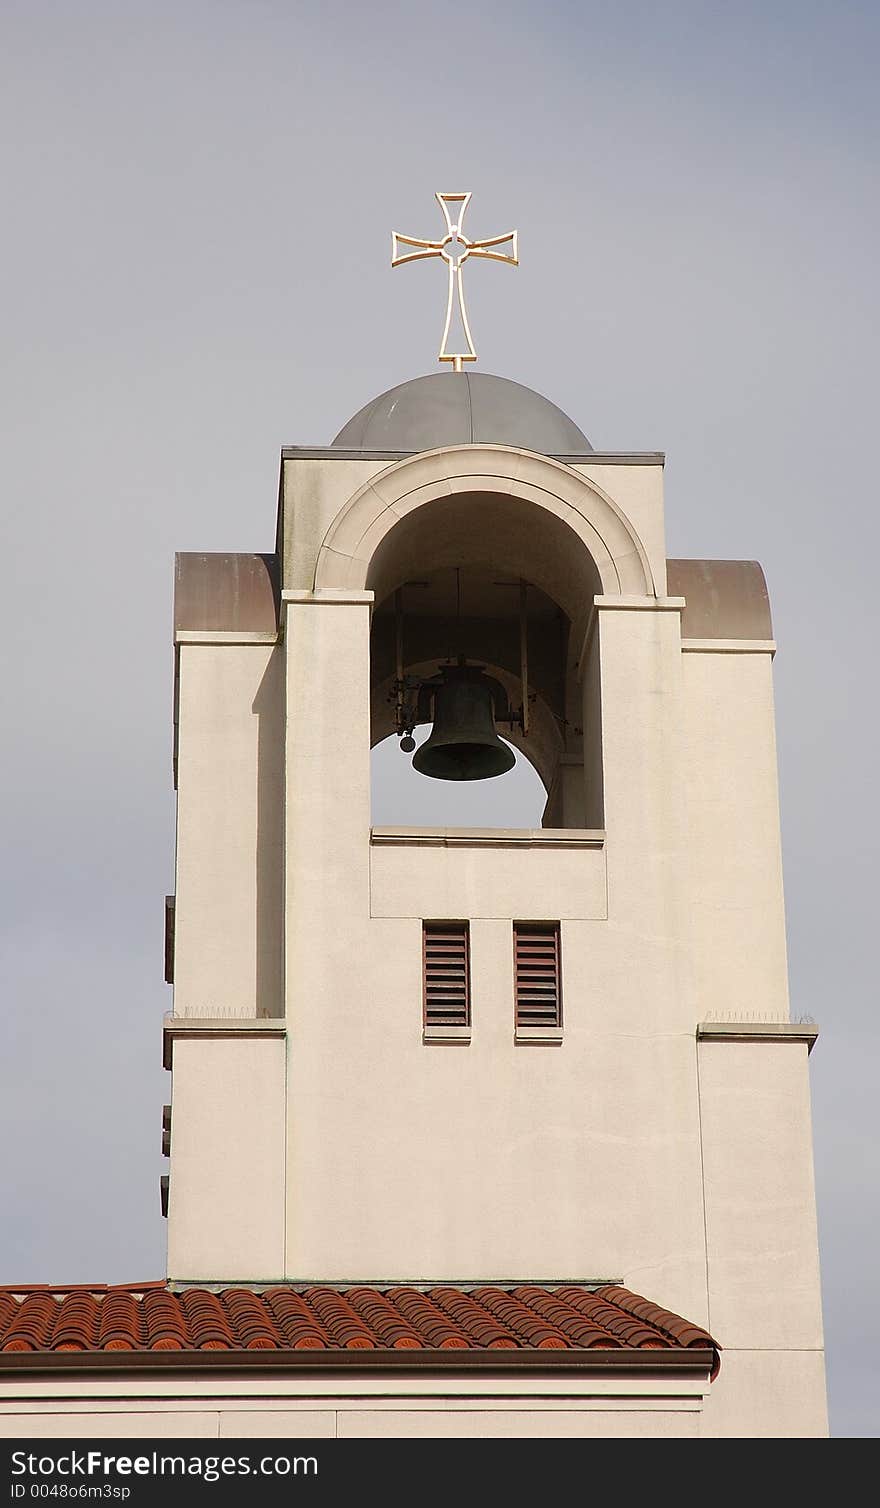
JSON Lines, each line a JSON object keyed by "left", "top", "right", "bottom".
{"left": 0, "top": 1284, "right": 718, "bottom": 1373}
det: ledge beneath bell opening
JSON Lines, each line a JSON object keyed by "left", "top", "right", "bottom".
{"left": 422, "top": 1024, "right": 472, "bottom": 1046}
{"left": 515, "top": 1026, "right": 564, "bottom": 1046}
{"left": 370, "top": 827, "right": 605, "bottom": 850}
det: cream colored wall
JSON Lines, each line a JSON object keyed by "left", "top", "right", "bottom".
{"left": 283, "top": 449, "right": 666, "bottom": 602}
{"left": 679, "top": 644, "right": 824, "bottom": 1433}
{"left": 698, "top": 1041, "right": 824, "bottom": 1348}
{"left": 0, "top": 1371, "right": 710, "bottom": 1439}
{"left": 595, "top": 603, "right": 689, "bottom": 1018}
{"left": 283, "top": 591, "right": 374, "bottom": 1279}
{"left": 0, "top": 1403, "right": 701, "bottom": 1440}
{"left": 681, "top": 649, "right": 790, "bottom": 1022}
{"left": 167, "top": 1037, "right": 286, "bottom": 1281}
{"left": 696, "top": 1040, "right": 827, "bottom": 1437}
{"left": 282, "top": 455, "right": 666, "bottom": 589}
{"left": 5, "top": 1367, "right": 833, "bottom": 1436}
{"left": 282, "top": 457, "right": 387, "bottom": 590}
{"left": 282, "top": 590, "right": 373, "bottom": 1034}
{"left": 699, "top": 1350, "right": 828, "bottom": 1438}
{"left": 369, "top": 834, "right": 606, "bottom": 920}
{"left": 174, "top": 643, "right": 284, "bottom": 1020}
{"left": 573, "top": 461, "right": 667, "bottom": 596}
{"left": 286, "top": 911, "right": 708, "bottom": 1305}
{"left": 281, "top": 595, "right": 706, "bottom": 1333}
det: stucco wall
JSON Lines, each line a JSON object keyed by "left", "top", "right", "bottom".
{"left": 698, "top": 1041, "right": 824, "bottom": 1350}
{"left": 682, "top": 649, "right": 790, "bottom": 1022}
{"left": 167, "top": 1037, "right": 286, "bottom": 1281}
{"left": 0, "top": 1373, "right": 709, "bottom": 1439}
{"left": 174, "top": 643, "right": 283, "bottom": 1020}
{"left": 274, "top": 596, "right": 707, "bottom": 1331}
{"left": 699, "top": 1349, "right": 828, "bottom": 1437}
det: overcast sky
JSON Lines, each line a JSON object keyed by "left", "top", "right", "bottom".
{"left": 1, "top": 0, "right": 877, "bottom": 1437}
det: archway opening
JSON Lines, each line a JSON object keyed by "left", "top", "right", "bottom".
{"left": 366, "top": 490, "right": 606, "bottom": 831}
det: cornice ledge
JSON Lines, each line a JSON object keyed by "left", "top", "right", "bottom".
{"left": 593, "top": 595, "right": 686, "bottom": 610}
{"left": 697, "top": 1021, "right": 818, "bottom": 1053}
{"left": 163, "top": 1015, "right": 286, "bottom": 1070}
{"left": 682, "top": 637, "right": 776, "bottom": 654}
{"left": 281, "top": 589, "right": 375, "bottom": 605}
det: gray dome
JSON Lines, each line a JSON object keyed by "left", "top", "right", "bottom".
{"left": 332, "top": 372, "right": 592, "bottom": 454}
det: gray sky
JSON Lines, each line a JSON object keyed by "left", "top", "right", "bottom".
{"left": 1, "top": 0, "right": 877, "bottom": 1436}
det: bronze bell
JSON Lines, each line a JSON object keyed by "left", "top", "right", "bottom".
{"left": 412, "top": 664, "right": 515, "bottom": 782}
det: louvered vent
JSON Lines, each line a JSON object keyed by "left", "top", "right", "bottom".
{"left": 514, "top": 922, "right": 562, "bottom": 1027}
{"left": 423, "top": 922, "right": 470, "bottom": 1028}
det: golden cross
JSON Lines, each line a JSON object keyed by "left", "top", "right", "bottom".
{"left": 392, "top": 192, "right": 518, "bottom": 372}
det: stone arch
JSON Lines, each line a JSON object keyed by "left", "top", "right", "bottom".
{"left": 333, "top": 446, "right": 645, "bottom": 831}
{"left": 314, "top": 445, "right": 656, "bottom": 610}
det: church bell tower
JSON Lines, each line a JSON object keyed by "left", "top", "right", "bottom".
{"left": 161, "top": 198, "right": 827, "bottom": 1437}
